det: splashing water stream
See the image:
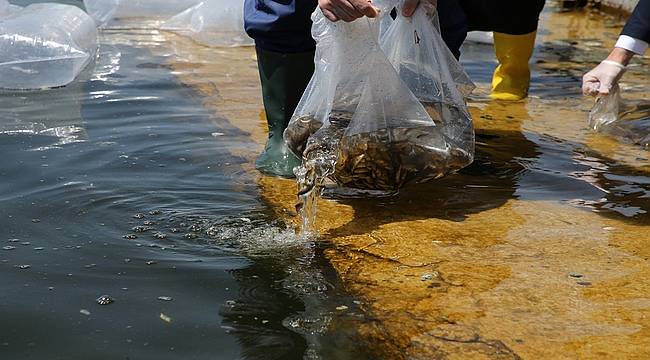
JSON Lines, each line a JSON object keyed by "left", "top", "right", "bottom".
{"left": 294, "top": 117, "right": 345, "bottom": 236}
{"left": 295, "top": 150, "right": 337, "bottom": 237}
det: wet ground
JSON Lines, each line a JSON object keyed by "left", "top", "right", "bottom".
{"left": 1, "top": 1, "right": 649, "bottom": 359}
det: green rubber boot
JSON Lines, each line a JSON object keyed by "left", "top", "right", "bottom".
{"left": 255, "top": 47, "right": 315, "bottom": 178}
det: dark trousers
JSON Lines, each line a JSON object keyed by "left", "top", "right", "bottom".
{"left": 438, "top": 0, "right": 546, "bottom": 58}
{"left": 253, "top": 47, "right": 315, "bottom": 176}
{"left": 255, "top": 47, "right": 315, "bottom": 140}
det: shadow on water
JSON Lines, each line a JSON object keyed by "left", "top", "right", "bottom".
{"left": 519, "top": 131, "right": 650, "bottom": 223}
{"left": 326, "top": 99, "right": 649, "bottom": 238}
{"left": 220, "top": 258, "right": 309, "bottom": 360}
{"left": 324, "top": 127, "right": 536, "bottom": 237}
{"left": 218, "top": 245, "right": 376, "bottom": 360}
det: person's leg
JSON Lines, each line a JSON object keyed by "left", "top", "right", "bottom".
{"left": 255, "top": 47, "right": 315, "bottom": 177}
{"left": 490, "top": 31, "right": 537, "bottom": 100}
{"left": 437, "top": 0, "right": 469, "bottom": 60}
{"left": 460, "top": 0, "right": 545, "bottom": 100}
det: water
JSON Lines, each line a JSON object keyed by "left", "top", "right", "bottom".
{"left": 2, "top": 1, "right": 650, "bottom": 359}
{"left": 294, "top": 136, "right": 338, "bottom": 236}
{"left": 295, "top": 165, "right": 326, "bottom": 237}
{"left": 0, "top": 3, "right": 373, "bottom": 359}
{"left": 594, "top": 96, "right": 650, "bottom": 148}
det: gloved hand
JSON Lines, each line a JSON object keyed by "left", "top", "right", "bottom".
{"left": 318, "top": 0, "right": 379, "bottom": 22}
{"left": 402, "top": 0, "right": 437, "bottom": 17}
{"left": 582, "top": 60, "right": 626, "bottom": 96}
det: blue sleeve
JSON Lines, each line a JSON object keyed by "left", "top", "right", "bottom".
{"left": 244, "top": 0, "right": 318, "bottom": 53}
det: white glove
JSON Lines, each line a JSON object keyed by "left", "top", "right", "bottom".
{"left": 582, "top": 60, "right": 626, "bottom": 96}
{"left": 402, "top": 0, "right": 437, "bottom": 17}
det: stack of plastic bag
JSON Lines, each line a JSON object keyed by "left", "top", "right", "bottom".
{"left": 285, "top": 1, "right": 474, "bottom": 191}
{"left": 0, "top": 2, "right": 98, "bottom": 90}
{"left": 161, "top": 0, "right": 252, "bottom": 47}
{"left": 83, "top": 0, "right": 201, "bottom": 27}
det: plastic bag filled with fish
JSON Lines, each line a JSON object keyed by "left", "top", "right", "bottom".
{"left": 380, "top": 0, "right": 475, "bottom": 173}
{"left": 284, "top": 4, "right": 467, "bottom": 192}
{"left": 84, "top": 0, "right": 201, "bottom": 27}
{"left": 0, "top": 3, "right": 98, "bottom": 90}
{"left": 160, "top": 0, "right": 253, "bottom": 47}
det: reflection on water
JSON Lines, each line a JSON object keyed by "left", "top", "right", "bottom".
{"left": 0, "top": 80, "right": 88, "bottom": 150}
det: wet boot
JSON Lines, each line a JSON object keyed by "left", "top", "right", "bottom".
{"left": 490, "top": 31, "right": 537, "bottom": 101}
{"left": 255, "top": 47, "right": 315, "bottom": 177}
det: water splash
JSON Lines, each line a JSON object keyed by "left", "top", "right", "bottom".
{"left": 294, "top": 148, "right": 337, "bottom": 237}
{"left": 292, "top": 115, "right": 347, "bottom": 237}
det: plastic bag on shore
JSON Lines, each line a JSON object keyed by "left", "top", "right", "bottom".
{"left": 380, "top": 2, "right": 474, "bottom": 159}
{"left": 0, "top": 0, "right": 8, "bottom": 15}
{"left": 465, "top": 31, "right": 494, "bottom": 45}
{"left": 161, "top": 0, "right": 252, "bottom": 47}
{"left": 0, "top": 3, "right": 98, "bottom": 90}
{"left": 588, "top": 86, "right": 621, "bottom": 131}
{"left": 285, "top": 5, "right": 473, "bottom": 192}
{"left": 0, "top": 0, "right": 20, "bottom": 17}
{"left": 84, "top": 0, "right": 201, "bottom": 27}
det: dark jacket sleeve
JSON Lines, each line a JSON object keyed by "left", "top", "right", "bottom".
{"left": 622, "top": 0, "right": 650, "bottom": 43}
{"left": 244, "top": 0, "right": 318, "bottom": 53}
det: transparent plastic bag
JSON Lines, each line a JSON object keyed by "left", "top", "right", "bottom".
{"left": 0, "top": 0, "right": 8, "bottom": 16}
{"left": 589, "top": 89, "right": 649, "bottom": 148}
{"left": 0, "top": 0, "right": 20, "bottom": 17}
{"left": 285, "top": 6, "right": 471, "bottom": 191}
{"left": 0, "top": 3, "right": 98, "bottom": 90}
{"left": 161, "top": 0, "right": 253, "bottom": 47}
{"left": 380, "top": 2, "right": 475, "bottom": 100}
{"left": 84, "top": 0, "right": 201, "bottom": 27}
{"left": 588, "top": 86, "right": 621, "bottom": 131}
{"left": 379, "top": 2, "right": 475, "bottom": 159}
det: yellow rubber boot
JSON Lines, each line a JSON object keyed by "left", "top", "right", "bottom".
{"left": 490, "top": 31, "right": 537, "bottom": 101}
